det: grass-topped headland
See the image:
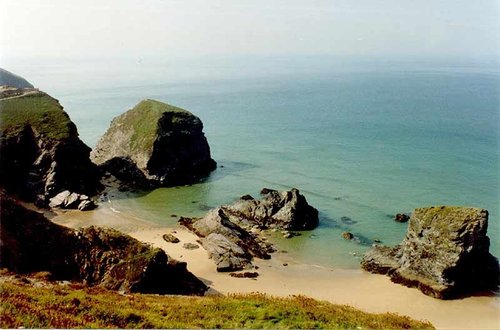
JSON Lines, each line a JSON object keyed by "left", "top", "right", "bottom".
{"left": 0, "top": 92, "right": 75, "bottom": 140}
{"left": 0, "top": 275, "right": 434, "bottom": 329}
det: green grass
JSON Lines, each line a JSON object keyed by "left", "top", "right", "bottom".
{"left": 0, "top": 93, "right": 73, "bottom": 140}
{"left": 0, "top": 280, "right": 434, "bottom": 329}
{"left": 120, "top": 99, "right": 191, "bottom": 153}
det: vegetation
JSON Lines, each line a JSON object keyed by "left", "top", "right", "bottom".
{"left": 0, "top": 278, "right": 434, "bottom": 329}
{"left": 0, "top": 93, "right": 74, "bottom": 140}
{"left": 121, "top": 99, "right": 192, "bottom": 152}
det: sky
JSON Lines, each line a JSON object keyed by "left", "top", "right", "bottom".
{"left": 1, "top": 0, "right": 499, "bottom": 64}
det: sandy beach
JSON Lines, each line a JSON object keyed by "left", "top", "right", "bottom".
{"left": 51, "top": 206, "right": 500, "bottom": 330}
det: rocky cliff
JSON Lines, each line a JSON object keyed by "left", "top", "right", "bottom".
{"left": 91, "top": 99, "right": 216, "bottom": 187}
{"left": 0, "top": 190, "right": 207, "bottom": 295}
{"left": 361, "top": 206, "right": 499, "bottom": 299}
{"left": 0, "top": 86, "right": 101, "bottom": 206}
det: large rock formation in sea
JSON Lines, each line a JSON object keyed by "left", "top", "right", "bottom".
{"left": 180, "top": 188, "right": 319, "bottom": 271}
{"left": 0, "top": 82, "right": 101, "bottom": 207}
{"left": 91, "top": 99, "right": 216, "bottom": 188}
{"left": 361, "top": 206, "right": 499, "bottom": 299}
{"left": 0, "top": 190, "right": 207, "bottom": 295}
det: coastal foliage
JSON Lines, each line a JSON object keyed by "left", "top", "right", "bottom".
{"left": 0, "top": 93, "right": 73, "bottom": 140}
{"left": 119, "top": 99, "right": 191, "bottom": 153}
{"left": 0, "top": 279, "right": 434, "bottom": 329}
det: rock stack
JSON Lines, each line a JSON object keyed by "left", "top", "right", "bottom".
{"left": 361, "top": 206, "right": 499, "bottom": 299}
{"left": 91, "top": 99, "right": 216, "bottom": 188}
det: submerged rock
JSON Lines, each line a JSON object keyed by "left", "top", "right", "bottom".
{"left": 394, "top": 213, "right": 410, "bottom": 223}
{"left": 361, "top": 206, "right": 499, "bottom": 299}
{"left": 0, "top": 84, "right": 101, "bottom": 205}
{"left": 342, "top": 232, "right": 354, "bottom": 240}
{"left": 0, "top": 191, "right": 207, "bottom": 295}
{"left": 91, "top": 99, "right": 216, "bottom": 187}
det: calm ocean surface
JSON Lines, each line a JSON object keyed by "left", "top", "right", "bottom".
{"left": 11, "top": 58, "right": 499, "bottom": 268}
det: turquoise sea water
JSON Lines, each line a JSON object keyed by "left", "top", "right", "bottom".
{"left": 10, "top": 58, "right": 499, "bottom": 268}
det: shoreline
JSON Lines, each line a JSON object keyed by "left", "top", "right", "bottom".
{"left": 51, "top": 205, "right": 500, "bottom": 329}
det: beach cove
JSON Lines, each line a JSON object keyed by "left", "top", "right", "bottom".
{"left": 51, "top": 203, "right": 499, "bottom": 329}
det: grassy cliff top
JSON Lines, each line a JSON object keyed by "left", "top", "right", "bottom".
{"left": 0, "top": 277, "right": 434, "bottom": 329}
{"left": 117, "top": 99, "right": 194, "bottom": 152}
{"left": 0, "top": 92, "right": 74, "bottom": 140}
{"left": 410, "top": 206, "right": 487, "bottom": 232}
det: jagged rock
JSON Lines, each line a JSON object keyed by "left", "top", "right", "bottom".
{"left": 200, "top": 233, "right": 250, "bottom": 272}
{"left": 162, "top": 233, "right": 180, "bottom": 243}
{"left": 91, "top": 99, "right": 216, "bottom": 187}
{"left": 361, "top": 206, "right": 499, "bottom": 299}
{"left": 180, "top": 208, "right": 272, "bottom": 261}
{"left": 179, "top": 188, "right": 318, "bottom": 271}
{"left": 225, "top": 188, "right": 319, "bottom": 230}
{"left": 0, "top": 84, "right": 101, "bottom": 205}
{"left": 342, "top": 232, "right": 354, "bottom": 240}
{"left": 49, "top": 190, "right": 96, "bottom": 211}
{"left": 395, "top": 213, "right": 410, "bottom": 223}
{"left": 0, "top": 191, "right": 207, "bottom": 295}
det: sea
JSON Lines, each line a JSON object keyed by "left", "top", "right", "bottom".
{"left": 7, "top": 56, "right": 499, "bottom": 269}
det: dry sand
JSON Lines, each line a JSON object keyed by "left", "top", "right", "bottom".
{"left": 51, "top": 207, "right": 500, "bottom": 329}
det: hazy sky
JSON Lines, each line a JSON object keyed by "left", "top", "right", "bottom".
{"left": 1, "top": 0, "right": 499, "bottom": 63}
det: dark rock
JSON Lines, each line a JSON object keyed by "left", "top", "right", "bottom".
{"left": 180, "top": 208, "right": 272, "bottom": 261}
{"left": 91, "top": 99, "right": 216, "bottom": 187}
{"left": 99, "top": 157, "right": 153, "bottom": 189}
{"left": 183, "top": 243, "right": 200, "bottom": 250}
{"left": 162, "top": 233, "right": 180, "bottom": 243}
{"left": 0, "top": 87, "right": 101, "bottom": 205}
{"left": 340, "top": 216, "right": 357, "bottom": 225}
{"left": 240, "top": 194, "right": 254, "bottom": 201}
{"left": 395, "top": 213, "right": 410, "bottom": 223}
{"left": 180, "top": 188, "right": 318, "bottom": 271}
{"left": 342, "top": 231, "right": 354, "bottom": 240}
{"left": 0, "top": 190, "right": 207, "bottom": 295}
{"left": 229, "top": 272, "right": 259, "bottom": 278}
{"left": 361, "top": 206, "right": 499, "bottom": 299}
{"left": 225, "top": 188, "right": 319, "bottom": 230}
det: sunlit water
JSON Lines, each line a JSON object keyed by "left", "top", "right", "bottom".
{"left": 9, "top": 58, "right": 499, "bottom": 269}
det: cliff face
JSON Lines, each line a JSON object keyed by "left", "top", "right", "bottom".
{"left": 361, "top": 206, "right": 499, "bottom": 299}
{"left": 0, "top": 88, "right": 101, "bottom": 205}
{"left": 0, "top": 190, "right": 207, "bottom": 295}
{"left": 91, "top": 99, "right": 216, "bottom": 187}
